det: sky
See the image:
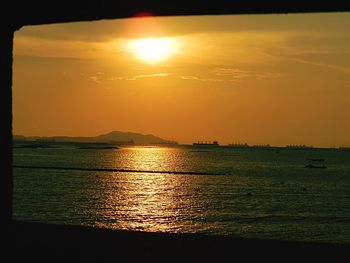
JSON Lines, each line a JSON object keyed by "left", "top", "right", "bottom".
{"left": 13, "top": 12, "right": 350, "bottom": 147}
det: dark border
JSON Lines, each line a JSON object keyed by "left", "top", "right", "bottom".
{"left": 2, "top": 1, "right": 350, "bottom": 261}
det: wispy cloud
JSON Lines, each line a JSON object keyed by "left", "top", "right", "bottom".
{"left": 123, "top": 73, "right": 169, "bottom": 81}
{"left": 291, "top": 58, "right": 350, "bottom": 74}
{"left": 135, "top": 73, "right": 169, "bottom": 78}
{"left": 180, "top": 75, "right": 224, "bottom": 82}
{"left": 86, "top": 73, "right": 170, "bottom": 82}
{"left": 213, "top": 67, "right": 283, "bottom": 80}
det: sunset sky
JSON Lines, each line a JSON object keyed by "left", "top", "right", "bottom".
{"left": 13, "top": 12, "right": 350, "bottom": 147}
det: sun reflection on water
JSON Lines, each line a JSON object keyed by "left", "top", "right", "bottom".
{"left": 97, "top": 147, "right": 199, "bottom": 232}
{"left": 124, "top": 146, "right": 173, "bottom": 171}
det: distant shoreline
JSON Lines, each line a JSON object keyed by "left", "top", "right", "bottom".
{"left": 12, "top": 139, "right": 350, "bottom": 151}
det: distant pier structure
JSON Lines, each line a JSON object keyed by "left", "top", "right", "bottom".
{"left": 193, "top": 141, "right": 219, "bottom": 147}
{"left": 286, "top": 144, "right": 313, "bottom": 149}
{"left": 228, "top": 142, "right": 249, "bottom": 148}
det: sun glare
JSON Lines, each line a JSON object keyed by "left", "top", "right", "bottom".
{"left": 129, "top": 37, "right": 177, "bottom": 64}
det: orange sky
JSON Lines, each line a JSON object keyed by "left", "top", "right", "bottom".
{"left": 13, "top": 13, "right": 350, "bottom": 147}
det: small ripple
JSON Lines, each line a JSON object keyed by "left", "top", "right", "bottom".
{"left": 13, "top": 165, "right": 228, "bottom": 176}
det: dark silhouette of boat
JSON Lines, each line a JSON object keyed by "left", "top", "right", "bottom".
{"left": 305, "top": 158, "right": 327, "bottom": 169}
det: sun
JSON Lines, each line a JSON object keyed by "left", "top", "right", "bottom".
{"left": 129, "top": 37, "right": 177, "bottom": 64}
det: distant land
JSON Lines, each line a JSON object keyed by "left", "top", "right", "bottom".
{"left": 13, "top": 131, "right": 178, "bottom": 145}
{"left": 12, "top": 132, "right": 350, "bottom": 149}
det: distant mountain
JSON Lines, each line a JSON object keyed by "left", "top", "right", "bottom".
{"left": 13, "top": 131, "right": 177, "bottom": 145}
{"left": 94, "top": 131, "right": 174, "bottom": 144}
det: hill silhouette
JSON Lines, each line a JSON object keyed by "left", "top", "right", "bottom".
{"left": 13, "top": 131, "right": 177, "bottom": 145}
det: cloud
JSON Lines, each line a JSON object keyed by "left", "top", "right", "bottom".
{"left": 212, "top": 67, "right": 283, "bottom": 80}
{"left": 178, "top": 66, "right": 283, "bottom": 83}
{"left": 13, "top": 35, "right": 121, "bottom": 59}
{"left": 88, "top": 76, "right": 102, "bottom": 84}
{"left": 291, "top": 58, "right": 350, "bottom": 74}
{"left": 135, "top": 73, "right": 169, "bottom": 78}
{"left": 180, "top": 75, "right": 224, "bottom": 82}
{"left": 86, "top": 73, "right": 170, "bottom": 82}
{"left": 124, "top": 73, "right": 169, "bottom": 80}
{"left": 265, "top": 45, "right": 334, "bottom": 59}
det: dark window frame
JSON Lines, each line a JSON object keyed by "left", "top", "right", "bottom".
{"left": 2, "top": 1, "right": 350, "bottom": 260}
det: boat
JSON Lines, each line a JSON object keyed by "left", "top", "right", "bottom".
{"left": 305, "top": 158, "right": 327, "bottom": 169}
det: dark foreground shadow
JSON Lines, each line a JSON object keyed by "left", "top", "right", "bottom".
{"left": 4, "top": 221, "right": 349, "bottom": 262}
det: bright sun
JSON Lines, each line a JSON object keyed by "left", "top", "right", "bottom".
{"left": 129, "top": 37, "right": 177, "bottom": 64}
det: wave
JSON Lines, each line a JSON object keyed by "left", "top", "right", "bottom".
{"left": 205, "top": 214, "right": 350, "bottom": 224}
{"left": 13, "top": 165, "right": 228, "bottom": 176}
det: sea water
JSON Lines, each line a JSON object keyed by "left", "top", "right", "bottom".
{"left": 13, "top": 143, "right": 350, "bottom": 244}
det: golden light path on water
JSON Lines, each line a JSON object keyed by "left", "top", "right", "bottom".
{"left": 96, "top": 147, "right": 204, "bottom": 233}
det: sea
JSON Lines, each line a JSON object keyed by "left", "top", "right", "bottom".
{"left": 13, "top": 142, "right": 350, "bottom": 244}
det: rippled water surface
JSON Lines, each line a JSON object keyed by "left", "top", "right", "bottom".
{"left": 13, "top": 144, "right": 350, "bottom": 243}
